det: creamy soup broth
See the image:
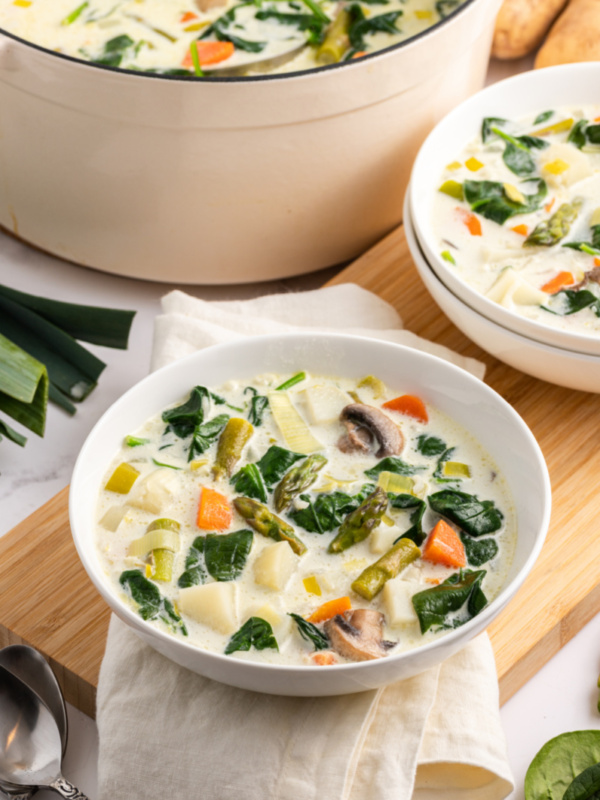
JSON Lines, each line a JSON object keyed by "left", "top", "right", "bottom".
{"left": 95, "top": 371, "right": 516, "bottom": 667}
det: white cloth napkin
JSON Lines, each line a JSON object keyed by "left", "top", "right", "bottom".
{"left": 96, "top": 284, "right": 513, "bottom": 800}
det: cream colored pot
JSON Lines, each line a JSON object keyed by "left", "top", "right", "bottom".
{"left": 0, "top": 0, "right": 500, "bottom": 284}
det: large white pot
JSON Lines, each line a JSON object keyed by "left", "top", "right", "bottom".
{"left": 0, "top": 0, "right": 500, "bottom": 284}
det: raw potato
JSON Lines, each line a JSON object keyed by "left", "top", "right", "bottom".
{"left": 492, "top": 0, "right": 569, "bottom": 59}
{"left": 535, "top": 0, "right": 600, "bottom": 67}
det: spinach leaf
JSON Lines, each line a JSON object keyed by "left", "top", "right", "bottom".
{"left": 162, "top": 386, "right": 210, "bottom": 438}
{"left": 563, "top": 762, "right": 600, "bottom": 800}
{"left": 364, "top": 457, "right": 424, "bottom": 481}
{"left": 489, "top": 127, "right": 537, "bottom": 176}
{"left": 460, "top": 533, "right": 498, "bottom": 567}
{"left": 563, "top": 224, "right": 600, "bottom": 255}
{"left": 204, "top": 529, "right": 253, "bottom": 581}
{"left": 289, "top": 613, "right": 329, "bottom": 650}
{"left": 416, "top": 434, "right": 447, "bottom": 457}
{"left": 93, "top": 34, "right": 135, "bottom": 67}
{"left": 436, "top": 0, "right": 460, "bottom": 18}
{"left": 481, "top": 117, "right": 508, "bottom": 143}
{"left": 568, "top": 119, "right": 589, "bottom": 149}
{"left": 348, "top": 4, "right": 402, "bottom": 51}
{"left": 288, "top": 484, "right": 376, "bottom": 533}
{"left": 543, "top": 288, "right": 600, "bottom": 317}
{"left": 230, "top": 463, "right": 268, "bottom": 503}
{"left": 255, "top": 8, "right": 328, "bottom": 44}
{"left": 244, "top": 386, "right": 269, "bottom": 426}
{"left": 412, "top": 569, "right": 487, "bottom": 633}
{"left": 120, "top": 570, "right": 188, "bottom": 635}
{"left": 189, "top": 413, "right": 229, "bottom": 461}
{"left": 463, "top": 178, "right": 547, "bottom": 225}
{"left": 524, "top": 731, "right": 600, "bottom": 800}
{"left": 534, "top": 110, "right": 554, "bottom": 125}
{"left": 177, "top": 537, "right": 207, "bottom": 588}
{"left": 255, "top": 445, "right": 305, "bottom": 488}
{"left": 586, "top": 124, "right": 600, "bottom": 144}
{"left": 428, "top": 489, "right": 504, "bottom": 536}
{"left": 432, "top": 446, "right": 456, "bottom": 481}
{"left": 200, "top": 3, "right": 267, "bottom": 52}
{"left": 225, "top": 616, "right": 278, "bottom": 654}
{"left": 389, "top": 493, "right": 427, "bottom": 546}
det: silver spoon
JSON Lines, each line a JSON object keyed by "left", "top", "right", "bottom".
{"left": 0, "top": 646, "right": 68, "bottom": 758}
{"left": 0, "top": 666, "right": 89, "bottom": 800}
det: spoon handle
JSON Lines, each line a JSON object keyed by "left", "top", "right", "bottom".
{"left": 48, "top": 778, "right": 90, "bottom": 800}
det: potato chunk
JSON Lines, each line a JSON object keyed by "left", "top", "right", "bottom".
{"left": 129, "top": 468, "right": 180, "bottom": 514}
{"left": 254, "top": 541, "right": 298, "bottom": 591}
{"left": 179, "top": 582, "right": 238, "bottom": 634}
{"left": 383, "top": 579, "right": 421, "bottom": 627}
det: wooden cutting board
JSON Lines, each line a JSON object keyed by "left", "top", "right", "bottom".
{"left": 2, "top": 224, "right": 599, "bottom": 720}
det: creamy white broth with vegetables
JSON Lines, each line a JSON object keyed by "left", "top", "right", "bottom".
{"left": 96, "top": 372, "right": 516, "bottom": 666}
{"left": 1, "top": 0, "right": 465, "bottom": 76}
{"left": 435, "top": 107, "right": 600, "bottom": 338}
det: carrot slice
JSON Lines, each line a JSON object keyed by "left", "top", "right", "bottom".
{"left": 180, "top": 10, "right": 198, "bottom": 22}
{"left": 310, "top": 651, "right": 338, "bottom": 666}
{"left": 595, "top": 258, "right": 600, "bottom": 268}
{"left": 197, "top": 487, "right": 232, "bottom": 530}
{"left": 382, "top": 394, "right": 428, "bottom": 423}
{"left": 307, "top": 596, "right": 351, "bottom": 624}
{"left": 456, "top": 207, "right": 482, "bottom": 236}
{"left": 422, "top": 519, "right": 466, "bottom": 568}
{"left": 541, "top": 271, "right": 575, "bottom": 294}
{"left": 182, "top": 40, "right": 235, "bottom": 68}
{"left": 545, "top": 198, "right": 555, "bottom": 213}
{"left": 352, "top": 51, "right": 367, "bottom": 58}
{"left": 511, "top": 223, "right": 528, "bottom": 236}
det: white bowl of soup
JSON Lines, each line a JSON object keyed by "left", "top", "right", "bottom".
{"left": 69, "top": 332, "right": 550, "bottom": 695}
{"left": 404, "top": 191, "right": 600, "bottom": 393}
{"left": 0, "top": 0, "right": 500, "bottom": 284}
{"left": 410, "top": 63, "right": 600, "bottom": 358}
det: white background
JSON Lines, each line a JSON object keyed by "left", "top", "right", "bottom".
{"left": 1, "top": 55, "right": 599, "bottom": 800}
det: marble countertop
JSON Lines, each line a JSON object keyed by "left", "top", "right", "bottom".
{"left": 1, "top": 55, "right": 599, "bottom": 800}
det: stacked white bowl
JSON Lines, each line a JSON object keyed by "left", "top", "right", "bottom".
{"left": 406, "top": 64, "right": 600, "bottom": 394}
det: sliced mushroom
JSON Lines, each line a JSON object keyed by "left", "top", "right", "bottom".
{"left": 337, "top": 403, "right": 404, "bottom": 458}
{"left": 324, "top": 609, "right": 396, "bottom": 662}
{"left": 570, "top": 266, "right": 600, "bottom": 291}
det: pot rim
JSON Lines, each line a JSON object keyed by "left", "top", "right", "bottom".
{"left": 0, "top": 0, "right": 477, "bottom": 84}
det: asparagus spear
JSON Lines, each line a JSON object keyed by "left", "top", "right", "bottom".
{"left": 233, "top": 496, "right": 307, "bottom": 555}
{"left": 213, "top": 418, "right": 253, "bottom": 480}
{"left": 273, "top": 453, "right": 327, "bottom": 512}
{"left": 316, "top": 7, "right": 351, "bottom": 64}
{"left": 328, "top": 487, "right": 387, "bottom": 553}
{"left": 351, "top": 537, "right": 420, "bottom": 600}
{"left": 524, "top": 197, "right": 583, "bottom": 247}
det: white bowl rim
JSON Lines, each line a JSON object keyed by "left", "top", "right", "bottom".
{"left": 409, "top": 62, "right": 600, "bottom": 357}
{"left": 70, "top": 331, "right": 551, "bottom": 676}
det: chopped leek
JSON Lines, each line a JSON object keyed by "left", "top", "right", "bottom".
{"left": 268, "top": 392, "right": 322, "bottom": 454}
{"left": 105, "top": 462, "right": 140, "bottom": 494}
{"left": 442, "top": 461, "right": 471, "bottom": 479}
{"left": 99, "top": 505, "right": 128, "bottom": 532}
{"left": 126, "top": 435, "right": 150, "bottom": 447}
{"left": 62, "top": 1, "right": 89, "bottom": 25}
{"left": 303, "top": 576, "right": 322, "bottom": 596}
{"left": 357, "top": 375, "right": 386, "bottom": 399}
{"left": 439, "top": 180, "right": 464, "bottom": 200}
{"left": 128, "top": 528, "right": 180, "bottom": 558}
{"left": 377, "top": 470, "right": 415, "bottom": 494}
{"left": 276, "top": 372, "right": 307, "bottom": 391}
{"left": 0, "top": 332, "right": 48, "bottom": 437}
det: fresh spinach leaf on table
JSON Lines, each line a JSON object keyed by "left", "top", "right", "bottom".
{"left": 524, "top": 731, "right": 600, "bottom": 800}
{"left": 412, "top": 569, "right": 487, "bottom": 633}
{"left": 428, "top": 489, "right": 504, "bottom": 536}
{"left": 225, "top": 617, "right": 278, "bottom": 654}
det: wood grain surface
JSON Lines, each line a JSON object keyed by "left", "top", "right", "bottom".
{"left": 1, "top": 224, "right": 598, "bottom": 718}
